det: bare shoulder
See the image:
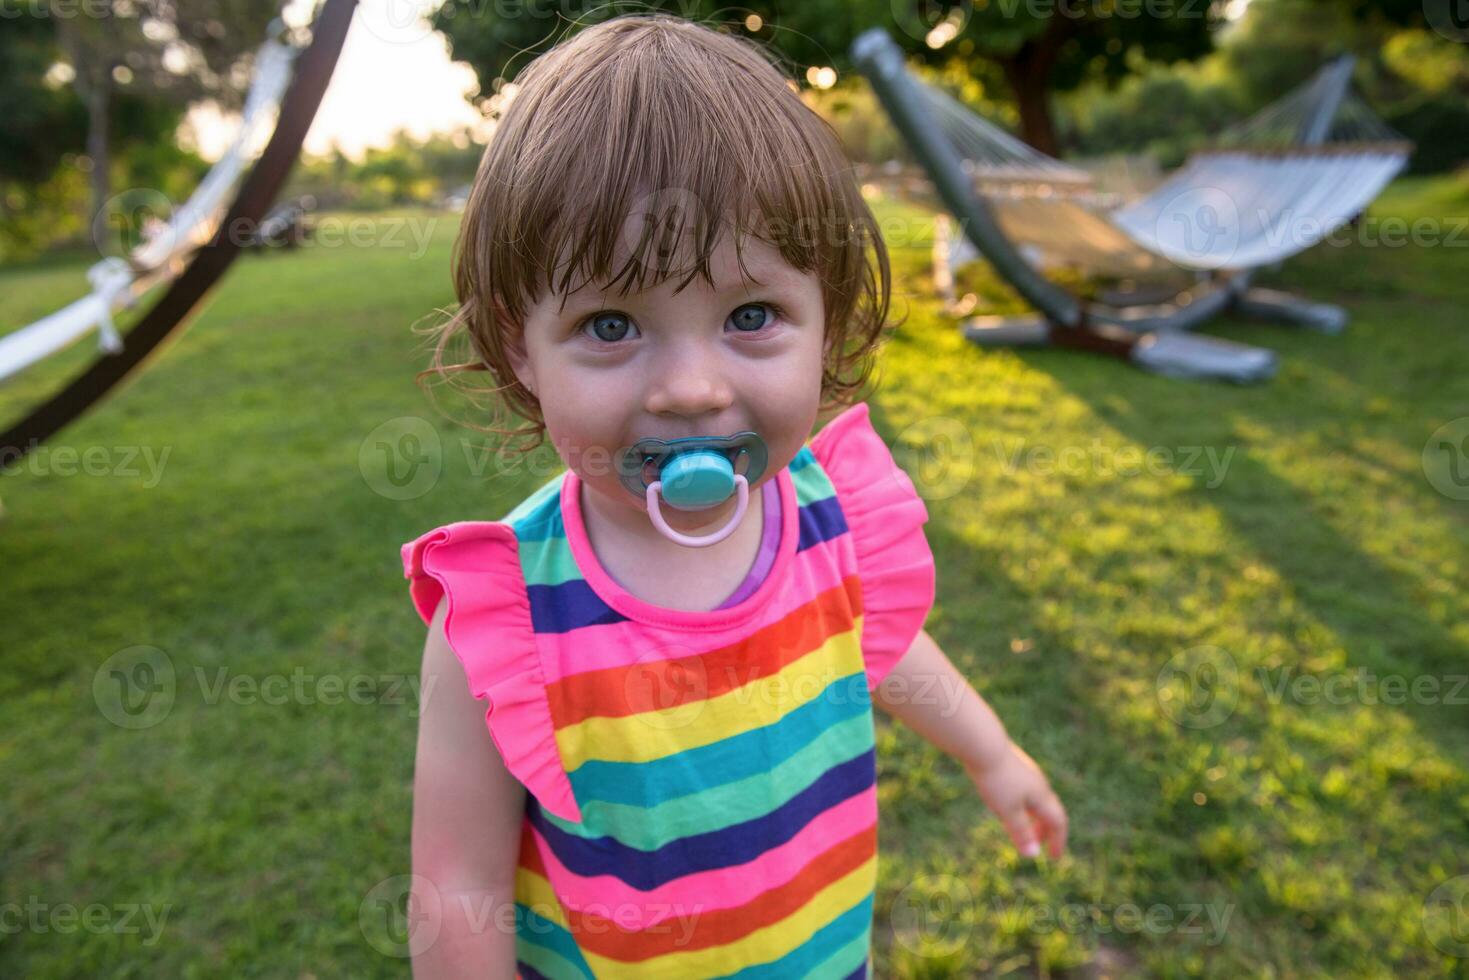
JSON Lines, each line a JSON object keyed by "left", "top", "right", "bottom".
{"left": 417, "top": 596, "right": 478, "bottom": 720}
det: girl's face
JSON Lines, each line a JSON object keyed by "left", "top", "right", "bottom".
{"left": 507, "top": 228, "right": 827, "bottom": 535}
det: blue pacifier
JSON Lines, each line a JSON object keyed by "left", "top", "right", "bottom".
{"left": 615, "top": 432, "right": 769, "bottom": 548}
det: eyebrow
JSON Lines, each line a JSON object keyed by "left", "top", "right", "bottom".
{"left": 556, "top": 262, "right": 795, "bottom": 313}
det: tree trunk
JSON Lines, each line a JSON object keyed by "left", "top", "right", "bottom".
{"left": 85, "top": 76, "right": 111, "bottom": 229}
{"left": 1005, "top": 64, "right": 1059, "bottom": 158}
{"left": 997, "top": 15, "right": 1075, "bottom": 157}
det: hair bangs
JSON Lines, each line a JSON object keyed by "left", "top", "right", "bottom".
{"left": 511, "top": 50, "right": 843, "bottom": 312}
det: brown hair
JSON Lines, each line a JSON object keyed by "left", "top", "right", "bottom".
{"left": 418, "top": 12, "right": 896, "bottom": 456}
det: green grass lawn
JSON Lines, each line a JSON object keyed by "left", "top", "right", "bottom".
{"left": 2, "top": 180, "right": 1467, "bottom": 977}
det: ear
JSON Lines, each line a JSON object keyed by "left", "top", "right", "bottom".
{"left": 493, "top": 300, "right": 537, "bottom": 398}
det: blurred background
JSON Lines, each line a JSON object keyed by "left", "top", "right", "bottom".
{"left": 2, "top": 0, "right": 1467, "bottom": 975}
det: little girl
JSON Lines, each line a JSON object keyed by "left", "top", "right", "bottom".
{"left": 401, "top": 14, "right": 1067, "bottom": 978}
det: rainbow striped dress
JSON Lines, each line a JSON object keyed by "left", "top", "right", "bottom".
{"left": 402, "top": 401, "right": 936, "bottom": 978}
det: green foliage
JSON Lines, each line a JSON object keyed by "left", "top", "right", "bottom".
{"left": 1064, "top": 58, "right": 1243, "bottom": 168}
{"left": 0, "top": 9, "right": 186, "bottom": 171}
{"left": 1061, "top": 0, "right": 1468, "bottom": 170}
{"left": 430, "top": 0, "right": 1217, "bottom": 153}
{"left": 1215, "top": 0, "right": 1362, "bottom": 105}
{"left": 432, "top": 0, "right": 1215, "bottom": 99}
{"left": 1384, "top": 95, "right": 1469, "bottom": 176}
{"left": 1380, "top": 28, "right": 1469, "bottom": 97}
{"left": 3, "top": 128, "right": 477, "bottom": 262}
{"left": 0, "top": 14, "right": 86, "bottom": 184}
{"left": 49, "top": 0, "right": 282, "bottom": 111}
{"left": 1, "top": 141, "right": 208, "bottom": 262}
{"left": 802, "top": 85, "right": 910, "bottom": 166}
{"left": 283, "top": 132, "right": 483, "bottom": 211}
{"left": 0, "top": 166, "right": 90, "bottom": 261}
{"left": 1, "top": 1, "right": 277, "bottom": 259}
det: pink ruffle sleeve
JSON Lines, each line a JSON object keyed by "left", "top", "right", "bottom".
{"left": 810, "top": 401, "right": 937, "bottom": 691}
{"left": 402, "top": 522, "right": 583, "bottom": 824}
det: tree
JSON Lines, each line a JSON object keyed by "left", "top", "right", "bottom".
{"left": 1, "top": 12, "right": 183, "bottom": 258}
{"left": 46, "top": 0, "right": 280, "bottom": 222}
{"left": 431, "top": 0, "right": 1220, "bottom": 155}
{"left": 952, "top": 0, "right": 1221, "bottom": 155}
{"left": 0, "top": 15, "right": 86, "bottom": 185}
{"left": 1222, "top": 0, "right": 1469, "bottom": 101}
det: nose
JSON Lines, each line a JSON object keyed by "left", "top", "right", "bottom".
{"left": 643, "top": 338, "right": 734, "bottom": 419}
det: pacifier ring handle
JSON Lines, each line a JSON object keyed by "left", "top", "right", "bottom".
{"left": 645, "top": 475, "right": 749, "bottom": 548}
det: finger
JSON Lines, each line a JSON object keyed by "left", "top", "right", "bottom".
{"left": 1000, "top": 808, "right": 1040, "bottom": 859}
{"left": 1031, "top": 792, "right": 1068, "bottom": 858}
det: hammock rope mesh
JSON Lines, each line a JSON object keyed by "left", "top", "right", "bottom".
{"left": 917, "top": 58, "right": 1411, "bottom": 275}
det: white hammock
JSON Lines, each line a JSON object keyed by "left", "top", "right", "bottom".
{"left": 0, "top": 36, "right": 298, "bottom": 384}
{"left": 1111, "top": 149, "right": 1407, "bottom": 270}
{"left": 919, "top": 71, "right": 1411, "bottom": 276}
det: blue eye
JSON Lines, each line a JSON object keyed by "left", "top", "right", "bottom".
{"left": 581, "top": 305, "right": 776, "bottom": 342}
{"left": 729, "top": 303, "right": 775, "bottom": 332}
{"left": 583, "top": 312, "right": 637, "bottom": 343}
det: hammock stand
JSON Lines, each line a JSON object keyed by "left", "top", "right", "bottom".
{"left": 851, "top": 29, "right": 1412, "bottom": 383}
{"left": 1, "top": 0, "right": 358, "bottom": 467}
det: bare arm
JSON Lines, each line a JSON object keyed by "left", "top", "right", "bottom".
{"left": 871, "top": 628, "right": 1012, "bottom": 770}
{"left": 872, "top": 628, "right": 1068, "bottom": 859}
{"left": 410, "top": 597, "right": 526, "bottom": 979}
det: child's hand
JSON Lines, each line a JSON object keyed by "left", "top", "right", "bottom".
{"left": 964, "top": 740, "right": 1068, "bottom": 861}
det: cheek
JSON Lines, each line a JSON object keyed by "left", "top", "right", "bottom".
{"left": 546, "top": 419, "right": 622, "bottom": 487}
{"left": 748, "top": 337, "right": 824, "bottom": 466}
{"left": 784, "top": 325, "right": 827, "bottom": 399}
{"left": 537, "top": 365, "right": 636, "bottom": 481}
